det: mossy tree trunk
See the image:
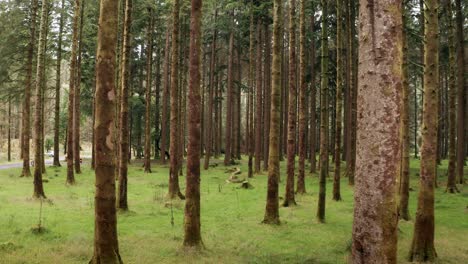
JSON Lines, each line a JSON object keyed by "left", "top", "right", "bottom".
{"left": 89, "top": 0, "right": 122, "bottom": 262}
{"left": 351, "top": 0, "right": 402, "bottom": 262}
{"left": 409, "top": 0, "right": 438, "bottom": 261}
{"left": 183, "top": 0, "right": 203, "bottom": 248}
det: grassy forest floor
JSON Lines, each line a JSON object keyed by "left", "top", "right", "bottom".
{"left": 0, "top": 157, "right": 467, "bottom": 264}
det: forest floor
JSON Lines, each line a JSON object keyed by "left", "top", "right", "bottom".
{"left": 0, "top": 157, "right": 467, "bottom": 264}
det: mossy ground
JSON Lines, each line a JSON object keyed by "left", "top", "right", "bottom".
{"left": 0, "top": 157, "right": 467, "bottom": 263}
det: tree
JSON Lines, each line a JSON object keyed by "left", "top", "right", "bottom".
{"left": 89, "top": 0, "right": 122, "bottom": 262}
{"left": 53, "top": 0, "right": 65, "bottom": 167}
{"left": 409, "top": 0, "right": 439, "bottom": 261}
{"left": 168, "top": 0, "right": 185, "bottom": 200}
{"left": 117, "top": 0, "right": 132, "bottom": 211}
{"left": 332, "top": 0, "right": 344, "bottom": 201}
{"left": 284, "top": 0, "right": 297, "bottom": 207}
{"left": 446, "top": 0, "right": 458, "bottom": 193}
{"left": 309, "top": 14, "right": 317, "bottom": 174}
{"left": 351, "top": 0, "right": 402, "bottom": 262}
{"left": 254, "top": 20, "right": 263, "bottom": 174}
{"left": 247, "top": 4, "right": 254, "bottom": 178}
{"left": 32, "top": 0, "right": 49, "bottom": 198}
{"left": 296, "top": 0, "right": 306, "bottom": 194}
{"left": 224, "top": 27, "right": 234, "bottom": 166}
{"left": 66, "top": 0, "right": 82, "bottom": 184}
{"left": 263, "top": 0, "right": 282, "bottom": 225}
{"left": 144, "top": 7, "right": 154, "bottom": 173}
{"left": 74, "top": 0, "right": 85, "bottom": 175}
{"left": 21, "top": 0, "right": 38, "bottom": 178}
{"left": 160, "top": 29, "right": 171, "bottom": 164}
{"left": 398, "top": 1, "right": 410, "bottom": 220}
{"left": 455, "top": 0, "right": 465, "bottom": 185}
{"left": 183, "top": 0, "right": 203, "bottom": 248}
{"left": 317, "top": 0, "right": 329, "bottom": 223}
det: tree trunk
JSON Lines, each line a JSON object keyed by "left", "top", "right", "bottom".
{"left": 8, "top": 98, "right": 11, "bottom": 162}
{"left": 455, "top": 0, "right": 466, "bottom": 184}
{"left": 284, "top": 0, "right": 297, "bottom": 207}
{"left": 332, "top": 0, "right": 344, "bottom": 201}
{"left": 446, "top": 0, "right": 458, "bottom": 193}
{"left": 32, "top": 0, "right": 49, "bottom": 198}
{"left": 184, "top": 0, "right": 203, "bottom": 248}
{"left": 53, "top": 0, "right": 65, "bottom": 167}
{"left": 248, "top": 6, "right": 255, "bottom": 178}
{"left": 409, "top": 0, "right": 438, "bottom": 261}
{"left": 144, "top": 8, "right": 154, "bottom": 173}
{"left": 203, "top": 8, "right": 218, "bottom": 170}
{"left": 263, "top": 24, "right": 271, "bottom": 170}
{"left": 224, "top": 29, "right": 234, "bottom": 166}
{"left": 317, "top": 0, "right": 329, "bottom": 223}
{"left": 89, "top": 0, "right": 122, "bottom": 261}
{"left": 296, "top": 0, "right": 306, "bottom": 194}
{"left": 74, "top": 0, "right": 85, "bottom": 174}
{"left": 21, "top": 0, "right": 38, "bottom": 178}
{"left": 160, "top": 29, "right": 171, "bottom": 164}
{"left": 263, "top": 0, "right": 282, "bottom": 225}
{"left": 399, "top": 4, "right": 411, "bottom": 220}
{"left": 168, "top": 0, "right": 184, "bottom": 200}
{"left": 254, "top": 21, "right": 263, "bottom": 174}
{"left": 117, "top": 0, "right": 132, "bottom": 211}
{"left": 67, "top": 0, "right": 82, "bottom": 184}
{"left": 351, "top": 1, "right": 402, "bottom": 262}
{"left": 309, "top": 14, "right": 317, "bottom": 173}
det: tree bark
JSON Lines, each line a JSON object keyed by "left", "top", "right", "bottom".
{"left": 224, "top": 28, "right": 234, "bottom": 166}
{"left": 409, "top": 0, "right": 438, "bottom": 261}
{"left": 144, "top": 8, "right": 154, "bottom": 173}
{"left": 284, "top": 0, "right": 297, "bottom": 207}
{"left": 296, "top": 0, "right": 307, "bottom": 194}
{"left": 263, "top": 0, "right": 282, "bottom": 225}
{"left": 317, "top": 0, "right": 329, "bottom": 223}
{"left": 254, "top": 21, "right": 263, "bottom": 174}
{"left": 309, "top": 14, "right": 317, "bottom": 174}
{"left": 184, "top": 0, "right": 203, "bottom": 247}
{"left": 160, "top": 29, "right": 171, "bottom": 164}
{"left": 263, "top": 24, "right": 271, "bottom": 170}
{"left": 89, "top": 0, "right": 122, "bottom": 261}
{"left": 455, "top": 0, "right": 466, "bottom": 184}
{"left": 168, "top": 0, "right": 185, "bottom": 200}
{"left": 248, "top": 5, "right": 255, "bottom": 178}
{"left": 32, "top": 0, "right": 49, "bottom": 198}
{"left": 333, "top": 0, "right": 344, "bottom": 201}
{"left": 21, "top": 0, "right": 38, "bottom": 178}
{"left": 351, "top": 1, "right": 402, "bottom": 262}
{"left": 53, "top": 0, "right": 65, "bottom": 167}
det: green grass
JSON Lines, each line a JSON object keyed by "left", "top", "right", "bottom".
{"left": 0, "top": 158, "right": 467, "bottom": 263}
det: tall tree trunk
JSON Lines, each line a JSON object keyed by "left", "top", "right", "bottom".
{"left": 398, "top": 3, "right": 411, "bottom": 220}
{"left": 203, "top": 8, "right": 218, "bottom": 170}
{"left": 224, "top": 28, "right": 234, "bottom": 166}
{"left": 317, "top": 0, "right": 329, "bottom": 223}
{"left": 53, "top": 0, "right": 65, "bottom": 167}
{"left": 117, "top": 0, "right": 132, "bottom": 211}
{"left": 154, "top": 43, "right": 161, "bottom": 160}
{"left": 296, "top": 0, "right": 306, "bottom": 194}
{"left": 309, "top": 14, "right": 317, "bottom": 173}
{"left": 254, "top": 21, "right": 263, "bottom": 174}
{"left": 263, "top": 0, "right": 282, "bottom": 225}
{"left": 409, "top": 0, "right": 438, "bottom": 261}
{"left": 32, "top": 0, "right": 49, "bottom": 198}
{"left": 332, "top": 0, "right": 344, "bottom": 201}
{"left": 168, "top": 0, "right": 185, "bottom": 200}
{"left": 8, "top": 98, "right": 11, "bottom": 162}
{"left": 184, "top": 0, "right": 203, "bottom": 247}
{"left": 74, "top": 0, "right": 85, "bottom": 174}
{"left": 455, "top": 0, "right": 466, "bottom": 184}
{"left": 248, "top": 5, "right": 255, "bottom": 178}
{"left": 263, "top": 24, "right": 271, "bottom": 170}
{"left": 21, "top": 0, "right": 38, "bottom": 177}
{"left": 351, "top": 1, "right": 402, "bottom": 262}
{"left": 67, "top": 0, "right": 82, "bottom": 184}
{"left": 144, "top": 8, "right": 154, "bottom": 173}
{"left": 160, "top": 29, "right": 171, "bottom": 163}
{"left": 284, "top": 0, "right": 297, "bottom": 207}
{"left": 446, "top": 0, "right": 459, "bottom": 193}
{"left": 89, "top": 0, "right": 122, "bottom": 261}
